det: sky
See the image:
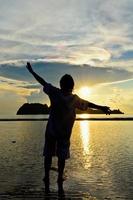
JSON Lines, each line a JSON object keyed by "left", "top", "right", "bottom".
{"left": 0, "top": 0, "right": 133, "bottom": 115}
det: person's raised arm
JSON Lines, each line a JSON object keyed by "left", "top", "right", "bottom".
{"left": 26, "top": 62, "right": 46, "bottom": 86}
{"left": 88, "top": 101, "right": 111, "bottom": 115}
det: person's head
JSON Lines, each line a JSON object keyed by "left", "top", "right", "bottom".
{"left": 60, "top": 74, "right": 74, "bottom": 93}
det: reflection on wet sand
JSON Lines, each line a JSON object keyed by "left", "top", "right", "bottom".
{"left": 0, "top": 190, "right": 93, "bottom": 200}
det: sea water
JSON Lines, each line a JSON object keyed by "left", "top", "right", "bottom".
{"left": 0, "top": 114, "right": 133, "bottom": 199}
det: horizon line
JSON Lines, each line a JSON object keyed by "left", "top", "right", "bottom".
{"left": 0, "top": 117, "right": 133, "bottom": 121}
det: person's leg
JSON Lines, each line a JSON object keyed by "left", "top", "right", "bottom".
{"left": 57, "top": 157, "right": 65, "bottom": 194}
{"left": 43, "top": 156, "right": 52, "bottom": 193}
{"left": 57, "top": 139, "right": 70, "bottom": 194}
{"left": 43, "top": 135, "right": 56, "bottom": 193}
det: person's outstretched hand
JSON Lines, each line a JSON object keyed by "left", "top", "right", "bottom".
{"left": 101, "top": 106, "right": 111, "bottom": 115}
{"left": 26, "top": 62, "right": 33, "bottom": 73}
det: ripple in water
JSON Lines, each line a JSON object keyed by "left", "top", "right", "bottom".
{"left": 0, "top": 119, "right": 133, "bottom": 199}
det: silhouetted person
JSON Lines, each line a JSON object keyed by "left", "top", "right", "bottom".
{"left": 26, "top": 62, "right": 111, "bottom": 194}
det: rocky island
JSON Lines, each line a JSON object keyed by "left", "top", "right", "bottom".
{"left": 17, "top": 103, "right": 124, "bottom": 115}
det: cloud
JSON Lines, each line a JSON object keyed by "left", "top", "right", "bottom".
{"left": 0, "top": 0, "right": 133, "bottom": 114}
{"left": 26, "top": 88, "right": 49, "bottom": 105}
{"left": 1, "top": 60, "right": 132, "bottom": 113}
{"left": 0, "top": 90, "right": 26, "bottom": 115}
{"left": 0, "top": 75, "right": 40, "bottom": 97}
{"left": 95, "top": 78, "right": 133, "bottom": 87}
{"left": 68, "top": 46, "right": 111, "bottom": 65}
{"left": 0, "top": 0, "right": 132, "bottom": 72}
{"left": 90, "top": 78, "right": 133, "bottom": 113}
{"left": 0, "top": 61, "right": 133, "bottom": 87}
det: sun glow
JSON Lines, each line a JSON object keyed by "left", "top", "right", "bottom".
{"left": 79, "top": 86, "right": 91, "bottom": 100}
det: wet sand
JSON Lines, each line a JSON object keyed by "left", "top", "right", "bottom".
{"left": 0, "top": 118, "right": 133, "bottom": 199}
{"left": 0, "top": 190, "right": 96, "bottom": 200}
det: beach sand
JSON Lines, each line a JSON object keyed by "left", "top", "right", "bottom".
{"left": 0, "top": 186, "right": 96, "bottom": 200}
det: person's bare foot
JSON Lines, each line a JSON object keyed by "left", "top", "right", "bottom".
{"left": 57, "top": 178, "right": 65, "bottom": 196}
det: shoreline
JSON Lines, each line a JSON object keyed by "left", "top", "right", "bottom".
{"left": 0, "top": 117, "right": 133, "bottom": 121}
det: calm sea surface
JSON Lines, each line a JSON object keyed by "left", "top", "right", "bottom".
{"left": 0, "top": 114, "right": 133, "bottom": 199}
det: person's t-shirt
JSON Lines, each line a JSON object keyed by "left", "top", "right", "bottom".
{"left": 43, "top": 82, "right": 89, "bottom": 140}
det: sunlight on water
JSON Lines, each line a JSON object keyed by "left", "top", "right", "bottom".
{"left": 0, "top": 117, "right": 133, "bottom": 199}
{"left": 80, "top": 120, "right": 90, "bottom": 155}
{"left": 79, "top": 114, "right": 91, "bottom": 169}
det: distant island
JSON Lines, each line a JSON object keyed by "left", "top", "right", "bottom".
{"left": 17, "top": 103, "right": 124, "bottom": 115}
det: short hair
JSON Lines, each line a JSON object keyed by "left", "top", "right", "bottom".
{"left": 60, "top": 74, "right": 74, "bottom": 92}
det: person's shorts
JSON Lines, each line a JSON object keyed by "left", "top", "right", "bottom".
{"left": 43, "top": 136, "right": 70, "bottom": 159}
